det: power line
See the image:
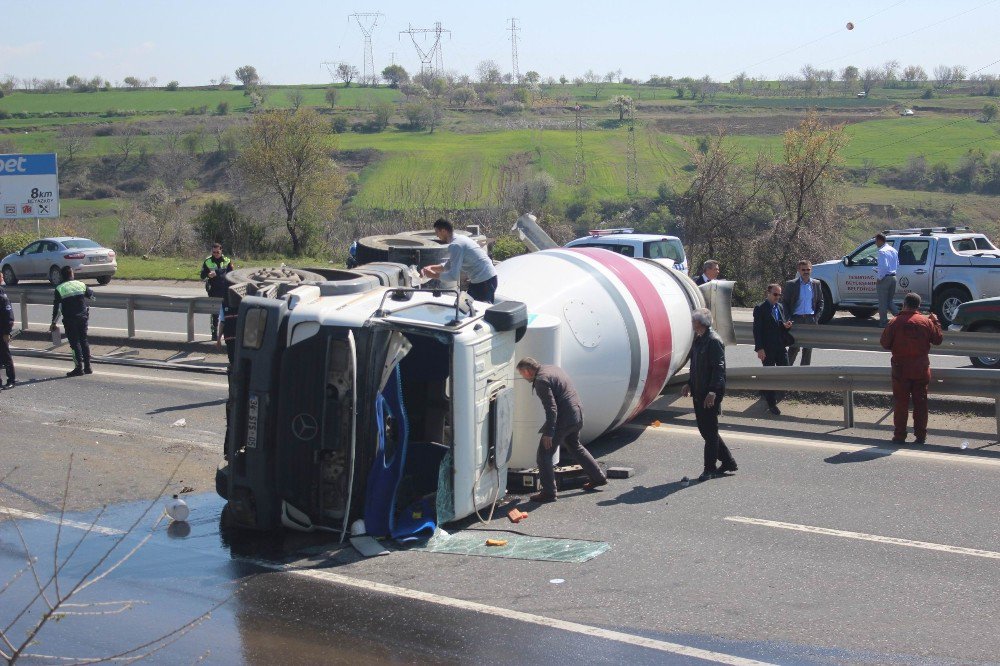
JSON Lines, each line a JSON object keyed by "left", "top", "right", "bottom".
{"left": 349, "top": 12, "right": 384, "bottom": 87}
{"left": 400, "top": 22, "right": 451, "bottom": 76}
{"left": 574, "top": 105, "right": 586, "bottom": 185}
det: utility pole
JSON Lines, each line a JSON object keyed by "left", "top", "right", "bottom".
{"left": 626, "top": 104, "right": 638, "bottom": 196}
{"left": 400, "top": 22, "right": 451, "bottom": 76}
{"left": 574, "top": 105, "right": 586, "bottom": 185}
{"left": 508, "top": 18, "right": 520, "bottom": 84}
{"left": 349, "top": 12, "right": 384, "bottom": 86}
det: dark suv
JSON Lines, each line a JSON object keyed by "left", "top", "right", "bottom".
{"left": 949, "top": 296, "right": 1000, "bottom": 368}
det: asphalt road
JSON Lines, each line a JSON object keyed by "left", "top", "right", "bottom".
{"left": 1, "top": 363, "right": 997, "bottom": 664}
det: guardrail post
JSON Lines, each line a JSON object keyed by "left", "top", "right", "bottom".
{"left": 126, "top": 296, "right": 136, "bottom": 338}
{"left": 19, "top": 293, "right": 28, "bottom": 331}
{"left": 843, "top": 391, "right": 855, "bottom": 428}
{"left": 995, "top": 399, "right": 999, "bottom": 439}
{"left": 186, "top": 302, "right": 196, "bottom": 343}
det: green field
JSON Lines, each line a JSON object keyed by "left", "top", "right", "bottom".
{"left": 0, "top": 85, "right": 400, "bottom": 116}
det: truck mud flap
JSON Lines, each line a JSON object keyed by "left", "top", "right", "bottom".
{"left": 700, "top": 279, "right": 736, "bottom": 346}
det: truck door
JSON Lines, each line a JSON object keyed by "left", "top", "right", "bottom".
{"left": 838, "top": 240, "right": 881, "bottom": 304}
{"left": 895, "top": 238, "right": 932, "bottom": 304}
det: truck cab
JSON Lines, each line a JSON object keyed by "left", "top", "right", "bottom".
{"left": 811, "top": 226, "right": 1000, "bottom": 325}
{"left": 221, "top": 268, "right": 526, "bottom": 538}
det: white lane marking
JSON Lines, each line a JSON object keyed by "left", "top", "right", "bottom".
{"left": 725, "top": 516, "right": 1000, "bottom": 560}
{"left": 14, "top": 362, "right": 227, "bottom": 389}
{"left": 270, "top": 566, "right": 774, "bottom": 666}
{"left": 0, "top": 506, "right": 124, "bottom": 536}
{"left": 641, "top": 424, "right": 1000, "bottom": 468}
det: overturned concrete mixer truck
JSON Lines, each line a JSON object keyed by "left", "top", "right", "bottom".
{"left": 217, "top": 218, "right": 734, "bottom": 538}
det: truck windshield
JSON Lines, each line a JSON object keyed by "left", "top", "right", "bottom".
{"left": 644, "top": 240, "right": 684, "bottom": 262}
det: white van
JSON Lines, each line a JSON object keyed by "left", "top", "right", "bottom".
{"left": 564, "top": 228, "right": 688, "bottom": 272}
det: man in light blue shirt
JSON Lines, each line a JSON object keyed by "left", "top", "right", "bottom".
{"left": 874, "top": 233, "right": 899, "bottom": 328}
{"left": 782, "top": 259, "right": 824, "bottom": 366}
{"left": 421, "top": 219, "right": 498, "bottom": 303}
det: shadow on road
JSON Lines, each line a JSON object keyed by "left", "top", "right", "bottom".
{"left": 824, "top": 447, "right": 894, "bottom": 464}
{"left": 147, "top": 398, "right": 227, "bottom": 415}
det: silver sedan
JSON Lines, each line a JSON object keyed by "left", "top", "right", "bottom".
{"left": 1, "top": 236, "right": 117, "bottom": 285}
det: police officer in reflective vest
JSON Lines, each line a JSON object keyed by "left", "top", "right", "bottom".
{"left": 50, "top": 266, "right": 94, "bottom": 377}
{"left": 200, "top": 243, "right": 235, "bottom": 340}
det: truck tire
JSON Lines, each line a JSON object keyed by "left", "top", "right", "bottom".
{"left": 848, "top": 307, "right": 877, "bottom": 319}
{"left": 225, "top": 266, "right": 326, "bottom": 287}
{"left": 969, "top": 323, "right": 1000, "bottom": 369}
{"left": 818, "top": 283, "right": 835, "bottom": 324}
{"left": 933, "top": 286, "right": 970, "bottom": 327}
{"left": 355, "top": 234, "right": 448, "bottom": 267}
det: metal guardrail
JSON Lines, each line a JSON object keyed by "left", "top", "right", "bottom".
{"left": 733, "top": 321, "right": 998, "bottom": 358}
{"left": 5, "top": 286, "right": 221, "bottom": 343}
{"left": 670, "top": 366, "right": 1000, "bottom": 435}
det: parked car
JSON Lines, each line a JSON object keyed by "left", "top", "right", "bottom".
{"left": 900, "top": 108, "right": 915, "bottom": 116}
{"left": 1, "top": 237, "right": 117, "bottom": 286}
{"left": 810, "top": 226, "right": 1000, "bottom": 326}
{"left": 564, "top": 228, "right": 688, "bottom": 272}
{"left": 949, "top": 296, "right": 1000, "bottom": 368}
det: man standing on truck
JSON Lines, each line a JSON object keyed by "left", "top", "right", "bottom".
{"left": 201, "top": 242, "right": 235, "bottom": 341}
{"left": 517, "top": 357, "right": 608, "bottom": 503}
{"left": 421, "top": 219, "right": 498, "bottom": 303}
{"left": 880, "top": 292, "right": 943, "bottom": 444}
{"left": 874, "top": 233, "right": 899, "bottom": 328}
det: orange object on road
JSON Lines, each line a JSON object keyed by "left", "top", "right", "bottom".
{"left": 507, "top": 508, "right": 529, "bottom": 523}
{"left": 651, "top": 419, "right": 661, "bottom": 427}
{"left": 486, "top": 538, "right": 508, "bottom": 547}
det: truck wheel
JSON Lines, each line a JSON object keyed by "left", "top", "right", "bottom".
{"left": 818, "top": 283, "right": 835, "bottom": 324}
{"left": 848, "top": 307, "right": 877, "bottom": 319}
{"left": 216, "top": 463, "right": 230, "bottom": 499}
{"left": 969, "top": 323, "right": 1000, "bottom": 369}
{"left": 933, "top": 287, "right": 970, "bottom": 327}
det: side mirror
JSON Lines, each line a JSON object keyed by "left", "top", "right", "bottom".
{"left": 842, "top": 256, "right": 849, "bottom": 266}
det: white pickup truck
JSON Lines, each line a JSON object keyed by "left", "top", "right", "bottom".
{"left": 811, "top": 226, "right": 1000, "bottom": 325}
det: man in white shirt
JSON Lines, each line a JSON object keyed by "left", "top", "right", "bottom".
{"left": 694, "top": 260, "right": 720, "bottom": 286}
{"left": 874, "top": 233, "right": 899, "bottom": 328}
{"left": 421, "top": 219, "right": 498, "bottom": 303}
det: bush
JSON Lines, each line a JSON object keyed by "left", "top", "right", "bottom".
{"left": 921, "top": 87, "right": 934, "bottom": 99}
{"left": 490, "top": 234, "right": 528, "bottom": 261}
{"left": 103, "top": 108, "right": 137, "bottom": 117}
{"left": 94, "top": 124, "right": 115, "bottom": 136}
{"left": 498, "top": 100, "right": 525, "bottom": 115}
{"left": 183, "top": 105, "right": 209, "bottom": 115}
{"left": 192, "top": 200, "right": 267, "bottom": 256}
{"left": 0, "top": 231, "right": 34, "bottom": 257}
{"left": 216, "top": 101, "right": 230, "bottom": 115}
{"left": 0, "top": 111, "right": 9, "bottom": 120}
{"left": 331, "top": 116, "right": 349, "bottom": 133}
{"left": 165, "top": 80, "right": 179, "bottom": 91}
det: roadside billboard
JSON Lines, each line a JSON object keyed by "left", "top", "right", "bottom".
{"left": 0, "top": 153, "right": 60, "bottom": 219}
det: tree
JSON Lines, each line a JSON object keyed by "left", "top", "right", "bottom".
{"left": 882, "top": 60, "right": 900, "bottom": 88}
{"left": 902, "top": 65, "right": 927, "bottom": 87}
{"left": 237, "top": 109, "right": 346, "bottom": 255}
{"left": 286, "top": 89, "right": 304, "bottom": 111}
{"left": 57, "top": 125, "right": 91, "bottom": 170}
{"left": 325, "top": 87, "right": 338, "bottom": 108}
{"left": 611, "top": 95, "right": 633, "bottom": 121}
{"left": 234, "top": 65, "right": 260, "bottom": 90}
{"left": 450, "top": 86, "right": 477, "bottom": 107}
{"left": 524, "top": 70, "right": 540, "bottom": 85}
{"left": 476, "top": 60, "right": 503, "bottom": 86}
{"left": 381, "top": 64, "right": 409, "bottom": 88}
{"left": 769, "top": 112, "right": 848, "bottom": 275}
{"left": 165, "top": 80, "right": 179, "bottom": 90}
{"left": 123, "top": 76, "right": 142, "bottom": 89}
{"left": 372, "top": 101, "right": 393, "bottom": 131}
{"left": 860, "top": 67, "right": 881, "bottom": 95}
{"left": 583, "top": 69, "right": 607, "bottom": 99}
{"left": 983, "top": 103, "right": 998, "bottom": 123}
{"left": 732, "top": 71, "right": 749, "bottom": 94}
{"left": 336, "top": 63, "right": 359, "bottom": 87}
{"left": 933, "top": 65, "right": 953, "bottom": 89}
{"left": 840, "top": 65, "right": 859, "bottom": 91}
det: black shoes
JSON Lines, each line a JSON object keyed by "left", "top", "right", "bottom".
{"left": 583, "top": 478, "right": 608, "bottom": 491}
{"left": 2, "top": 378, "right": 13, "bottom": 388}
{"left": 719, "top": 462, "right": 738, "bottom": 473}
{"left": 890, "top": 437, "right": 905, "bottom": 444}
{"left": 914, "top": 437, "right": 926, "bottom": 445}
{"left": 83, "top": 366, "right": 93, "bottom": 375}
{"left": 768, "top": 405, "right": 781, "bottom": 415}
{"left": 66, "top": 367, "right": 84, "bottom": 377}
{"left": 529, "top": 492, "right": 557, "bottom": 503}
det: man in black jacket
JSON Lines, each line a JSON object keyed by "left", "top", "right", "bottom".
{"left": 200, "top": 243, "right": 235, "bottom": 340}
{"left": 683, "top": 308, "right": 738, "bottom": 481}
{"left": 693, "top": 259, "right": 720, "bottom": 286}
{"left": 753, "top": 283, "right": 794, "bottom": 415}
{"left": 782, "top": 259, "right": 824, "bottom": 366}
{"left": 0, "top": 270, "right": 15, "bottom": 387}
{"left": 517, "top": 357, "right": 607, "bottom": 502}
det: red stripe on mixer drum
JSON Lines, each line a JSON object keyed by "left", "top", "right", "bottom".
{"left": 569, "top": 248, "right": 673, "bottom": 418}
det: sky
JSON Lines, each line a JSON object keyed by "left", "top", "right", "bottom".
{"left": 1, "top": 0, "right": 999, "bottom": 85}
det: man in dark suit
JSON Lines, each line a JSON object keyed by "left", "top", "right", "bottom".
{"left": 753, "top": 283, "right": 794, "bottom": 415}
{"left": 782, "top": 259, "right": 824, "bottom": 366}
{"left": 694, "top": 259, "right": 720, "bottom": 286}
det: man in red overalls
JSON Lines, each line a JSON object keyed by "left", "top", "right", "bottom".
{"left": 879, "top": 292, "right": 943, "bottom": 444}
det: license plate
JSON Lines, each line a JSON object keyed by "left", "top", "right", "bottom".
{"left": 246, "top": 395, "right": 259, "bottom": 449}
{"left": 89, "top": 256, "right": 108, "bottom": 263}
